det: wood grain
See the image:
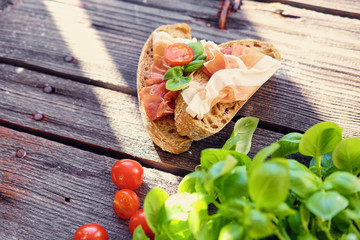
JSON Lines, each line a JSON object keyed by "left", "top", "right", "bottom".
{"left": 0, "top": 0, "right": 358, "bottom": 137}
{"left": 256, "top": 0, "right": 360, "bottom": 19}
{"left": 0, "top": 125, "right": 182, "bottom": 240}
{"left": 0, "top": 64, "right": 295, "bottom": 172}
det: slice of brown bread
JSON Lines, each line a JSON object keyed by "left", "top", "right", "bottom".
{"left": 137, "top": 23, "right": 193, "bottom": 154}
{"left": 174, "top": 39, "right": 281, "bottom": 141}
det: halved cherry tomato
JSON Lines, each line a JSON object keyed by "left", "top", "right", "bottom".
{"left": 111, "top": 159, "right": 144, "bottom": 190}
{"left": 73, "top": 224, "right": 108, "bottom": 240}
{"left": 113, "top": 189, "right": 140, "bottom": 219}
{"left": 164, "top": 43, "right": 194, "bottom": 66}
{"left": 129, "top": 209, "right": 155, "bottom": 239}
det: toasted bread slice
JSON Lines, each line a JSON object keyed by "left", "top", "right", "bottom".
{"left": 174, "top": 39, "right": 281, "bottom": 140}
{"left": 137, "top": 23, "right": 193, "bottom": 154}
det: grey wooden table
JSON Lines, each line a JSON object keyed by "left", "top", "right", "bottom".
{"left": 0, "top": 0, "right": 359, "bottom": 239}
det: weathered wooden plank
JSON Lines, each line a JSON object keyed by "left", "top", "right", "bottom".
{"left": 0, "top": 0, "right": 21, "bottom": 11}
{"left": 0, "top": 0, "right": 359, "bottom": 137}
{"left": 256, "top": 0, "right": 360, "bottom": 19}
{"left": 0, "top": 125, "right": 182, "bottom": 240}
{"left": 0, "top": 64, "right": 291, "bottom": 172}
{"left": 229, "top": 2, "right": 360, "bottom": 137}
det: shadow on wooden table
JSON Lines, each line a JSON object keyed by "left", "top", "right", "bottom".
{"left": 6, "top": 0, "right": 360, "bottom": 239}
{"left": 0, "top": 1, "right": 323, "bottom": 173}
{"left": 71, "top": 0, "right": 319, "bottom": 163}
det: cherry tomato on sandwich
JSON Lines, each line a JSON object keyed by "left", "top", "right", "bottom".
{"left": 129, "top": 209, "right": 155, "bottom": 239}
{"left": 164, "top": 43, "right": 194, "bottom": 66}
{"left": 73, "top": 224, "right": 108, "bottom": 240}
{"left": 111, "top": 159, "right": 144, "bottom": 190}
{"left": 113, "top": 189, "right": 140, "bottom": 219}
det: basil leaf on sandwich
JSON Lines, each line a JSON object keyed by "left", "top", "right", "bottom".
{"left": 166, "top": 76, "right": 191, "bottom": 91}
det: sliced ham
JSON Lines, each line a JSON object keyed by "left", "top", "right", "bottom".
{"left": 144, "top": 77, "right": 163, "bottom": 86}
{"left": 203, "top": 43, "right": 226, "bottom": 75}
{"left": 140, "top": 31, "right": 195, "bottom": 121}
{"left": 182, "top": 42, "right": 281, "bottom": 119}
{"left": 232, "top": 44, "right": 264, "bottom": 69}
{"left": 140, "top": 81, "right": 179, "bottom": 121}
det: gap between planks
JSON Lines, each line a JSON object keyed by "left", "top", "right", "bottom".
{"left": 0, "top": 58, "right": 299, "bottom": 136}
{"left": 0, "top": 118, "right": 191, "bottom": 177}
{"left": 0, "top": 105, "right": 303, "bottom": 177}
{"left": 255, "top": 0, "right": 360, "bottom": 19}
{"left": 0, "top": 111, "right": 301, "bottom": 176}
{"left": 0, "top": 56, "right": 137, "bottom": 96}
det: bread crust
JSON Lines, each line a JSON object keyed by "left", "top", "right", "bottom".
{"left": 137, "top": 23, "right": 281, "bottom": 153}
{"left": 137, "top": 23, "right": 193, "bottom": 154}
{"left": 174, "top": 39, "right": 281, "bottom": 140}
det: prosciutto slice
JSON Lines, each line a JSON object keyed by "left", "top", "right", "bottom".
{"left": 140, "top": 81, "right": 179, "bottom": 120}
{"left": 181, "top": 42, "right": 281, "bottom": 119}
{"left": 139, "top": 31, "right": 195, "bottom": 120}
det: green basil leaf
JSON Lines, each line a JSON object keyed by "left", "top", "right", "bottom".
{"left": 299, "top": 203, "right": 310, "bottom": 231}
{"left": 332, "top": 137, "right": 360, "bottom": 171}
{"left": 196, "top": 55, "right": 207, "bottom": 61}
{"left": 249, "top": 158, "right": 290, "bottom": 208}
{"left": 272, "top": 132, "right": 303, "bottom": 157}
{"left": 247, "top": 209, "right": 274, "bottom": 238}
{"left": 299, "top": 121, "right": 343, "bottom": 158}
{"left": 306, "top": 191, "right": 349, "bottom": 220}
{"left": 166, "top": 76, "right": 191, "bottom": 91}
{"left": 178, "top": 168, "right": 207, "bottom": 197}
{"left": 164, "top": 193, "right": 199, "bottom": 221}
{"left": 223, "top": 117, "right": 259, "bottom": 154}
{"left": 218, "top": 223, "right": 245, "bottom": 240}
{"left": 349, "top": 197, "right": 360, "bottom": 214}
{"left": 194, "top": 170, "right": 207, "bottom": 195}
{"left": 222, "top": 135, "right": 241, "bottom": 151}
{"left": 219, "top": 198, "right": 249, "bottom": 219}
{"left": 204, "top": 155, "right": 238, "bottom": 195}
{"left": 288, "top": 160, "right": 322, "bottom": 198}
{"left": 178, "top": 171, "right": 202, "bottom": 193}
{"left": 297, "top": 233, "right": 318, "bottom": 240}
{"left": 187, "top": 42, "right": 204, "bottom": 59}
{"left": 218, "top": 166, "right": 248, "bottom": 202}
{"left": 309, "top": 153, "right": 334, "bottom": 174}
{"left": 200, "top": 148, "right": 230, "bottom": 170}
{"left": 133, "top": 225, "right": 150, "bottom": 240}
{"left": 183, "top": 60, "right": 206, "bottom": 73}
{"left": 228, "top": 151, "right": 252, "bottom": 168}
{"left": 143, "top": 187, "right": 169, "bottom": 235}
{"left": 189, "top": 195, "right": 208, "bottom": 240}
{"left": 161, "top": 193, "right": 203, "bottom": 239}
{"left": 265, "top": 202, "right": 296, "bottom": 218}
{"left": 345, "top": 198, "right": 360, "bottom": 223}
{"left": 333, "top": 210, "right": 352, "bottom": 232}
{"left": 249, "top": 142, "right": 280, "bottom": 175}
{"left": 163, "top": 66, "right": 183, "bottom": 80}
{"left": 286, "top": 192, "right": 297, "bottom": 207}
{"left": 287, "top": 211, "right": 302, "bottom": 235}
{"left": 324, "top": 171, "right": 360, "bottom": 195}
{"left": 166, "top": 220, "right": 192, "bottom": 240}
{"left": 207, "top": 217, "right": 226, "bottom": 240}
{"left": 345, "top": 208, "right": 360, "bottom": 222}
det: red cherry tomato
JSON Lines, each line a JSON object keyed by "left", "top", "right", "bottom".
{"left": 113, "top": 189, "right": 140, "bottom": 219}
{"left": 129, "top": 209, "right": 155, "bottom": 239}
{"left": 111, "top": 159, "right": 144, "bottom": 190}
{"left": 164, "top": 43, "right": 194, "bottom": 66}
{"left": 73, "top": 224, "right": 108, "bottom": 240}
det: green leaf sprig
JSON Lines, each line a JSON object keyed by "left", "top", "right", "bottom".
{"left": 139, "top": 119, "right": 360, "bottom": 240}
{"left": 164, "top": 42, "right": 207, "bottom": 91}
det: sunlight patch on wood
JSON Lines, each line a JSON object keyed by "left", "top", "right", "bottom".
{"left": 44, "top": 0, "right": 125, "bottom": 86}
{"left": 44, "top": 0, "right": 136, "bottom": 147}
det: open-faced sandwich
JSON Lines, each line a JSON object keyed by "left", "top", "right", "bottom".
{"left": 137, "top": 23, "right": 281, "bottom": 154}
